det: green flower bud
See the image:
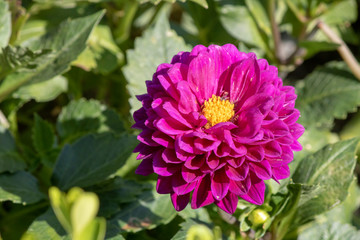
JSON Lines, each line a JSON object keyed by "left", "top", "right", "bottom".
{"left": 186, "top": 224, "right": 214, "bottom": 240}
{"left": 248, "top": 209, "right": 270, "bottom": 228}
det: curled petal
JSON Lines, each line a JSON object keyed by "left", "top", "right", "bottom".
{"left": 211, "top": 167, "right": 230, "bottom": 201}
{"left": 191, "top": 175, "right": 215, "bottom": 209}
{"left": 215, "top": 192, "right": 239, "bottom": 214}
{"left": 171, "top": 192, "right": 190, "bottom": 211}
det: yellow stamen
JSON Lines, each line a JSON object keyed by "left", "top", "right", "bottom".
{"left": 202, "top": 94, "right": 235, "bottom": 128}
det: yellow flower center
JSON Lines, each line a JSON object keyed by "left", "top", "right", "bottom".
{"left": 202, "top": 94, "right": 235, "bottom": 128}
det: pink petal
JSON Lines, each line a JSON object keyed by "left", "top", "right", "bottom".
{"left": 172, "top": 173, "right": 197, "bottom": 195}
{"left": 215, "top": 192, "right": 238, "bottom": 214}
{"left": 152, "top": 131, "right": 175, "bottom": 148}
{"left": 228, "top": 58, "right": 260, "bottom": 106}
{"left": 188, "top": 51, "right": 217, "bottom": 104}
{"left": 240, "top": 173, "right": 265, "bottom": 205}
{"left": 153, "top": 152, "right": 178, "bottom": 176}
{"left": 176, "top": 81, "right": 200, "bottom": 114}
{"left": 225, "top": 163, "right": 249, "bottom": 181}
{"left": 191, "top": 175, "right": 215, "bottom": 209}
{"left": 162, "top": 149, "right": 183, "bottom": 164}
{"left": 156, "top": 176, "right": 173, "bottom": 194}
{"left": 229, "top": 177, "right": 251, "bottom": 195}
{"left": 181, "top": 165, "right": 204, "bottom": 183}
{"left": 206, "top": 152, "right": 219, "bottom": 169}
{"left": 135, "top": 158, "right": 154, "bottom": 176}
{"left": 246, "top": 146, "right": 265, "bottom": 162}
{"left": 272, "top": 165, "right": 290, "bottom": 180}
{"left": 250, "top": 160, "right": 272, "bottom": 180}
{"left": 211, "top": 168, "right": 230, "bottom": 201}
{"left": 264, "top": 141, "right": 282, "bottom": 158}
{"left": 171, "top": 192, "right": 190, "bottom": 211}
{"left": 184, "top": 155, "right": 205, "bottom": 170}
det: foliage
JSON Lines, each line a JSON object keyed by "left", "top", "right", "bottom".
{"left": 0, "top": 0, "right": 360, "bottom": 240}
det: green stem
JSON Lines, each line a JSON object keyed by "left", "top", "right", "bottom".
{"left": 268, "top": 0, "right": 282, "bottom": 64}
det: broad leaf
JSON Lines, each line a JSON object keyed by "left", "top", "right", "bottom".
{"left": 0, "top": 10, "right": 104, "bottom": 102}
{"left": 217, "top": 0, "right": 269, "bottom": 55}
{"left": 24, "top": 208, "right": 66, "bottom": 240}
{"left": 87, "top": 177, "right": 151, "bottom": 217}
{"left": 0, "top": 125, "right": 26, "bottom": 173}
{"left": 72, "top": 25, "right": 124, "bottom": 75}
{"left": 52, "top": 133, "right": 137, "bottom": 190}
{"left": 296, "top": 62, "right": 360, "bottom": 129}
{"left": 0, "top": 46, "right": 51, "bottom": 81}
{"left": 171, "top": 218, "right": 213, "bottom": 240}
{"left": 0, "top": 171, "right": 46, "bottom": 204}
{"left": 291, "top": 138, "right": 358, "bottom": 227}
{"left": 56, "top": 98, "right": 125, "bottom": 141}
{"left": 124, "top": 11, "right": 190, "bottom": 113}
{"left": 13, "top": 75, "right": 68, "bottom": 102}
{"left": 32, "top": 114, "right": 56, "bottom": 155}
{"left": 0, "top": 1, "right": 11, "bottom": 48}
{"left": 297, "top": 221, "right": 360, "bottom": 240}
{"left": 109, "top": 187, "right": 177, "bottom": 233}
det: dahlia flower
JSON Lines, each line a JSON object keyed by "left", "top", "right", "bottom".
{"left": 133, "top": 44, "right": 304, "bottom": 214}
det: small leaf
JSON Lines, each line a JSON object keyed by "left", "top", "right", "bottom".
{"left": 299, "top": 41, "right": 339, "bottom": 59}
{"left": 13, "top": 75, "right": 68, "bottom": 102}
{"left": 0, "top": 1, "right": 11, "bottom": 48}
{"left": 217, "top": 1, "right": 268, "bottom": 53}
{"left": 0, "top": 10, "right": 104, "bottom": 102}
{"left": 56, "top": 98, "right": 125, "bottom": 141}
{"left": 0, "top": 125, "right": 26, "bottom": 173}
{"left": 32, "top": 114, "right": 56, "bottom": 155}
{"left": 124, "top": 11, "right": 190, "bottom": 114}
{"left": 109, "top": 187, "right": 177, "bottom": 233}
{"left": 296, "top": 62, "right": 360, "bottom": 129}
{"left": 171, "top": 218, "right": 212, "bottom": 240}
{"left": 297, "top": 221, "right": 360, "bottom": 240}
{"left": 87, "top": 177, "right": 151, "bottom": 217}
{"left": 52, "top": 133, "right": 137, "bottom": 190}
{"left": 24, "top": 207, "right": 66, "bottom": 240}
{"left": 291, "top": 138, "right": 358, "bottom": 227}
{"left": 0, "top": 171, "right": 46, "bottom": 204}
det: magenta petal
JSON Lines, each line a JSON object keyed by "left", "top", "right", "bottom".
{"left": 153, "top": 152, "right": 178, "bottom": 176}
{"left": 264, "top": 141, "right": 282, "bottom": 158}
{"left": 246, "top": 146, "right": 265, "bottom": 162}
{"left": 191, "top": 175, "right": 215, "bottom": 209}
{"left": 216, "top": 192, "right": 238, "bottom": 214}
{"left": 157, "top": 176, "right": 173, "bottom": 194}
{"left": 250, "top": 160, "right": 272, "bottom": 180}
{"left": 152, "top": 131, "right": 174, "bottom": 148}
{"left": 228, "top": 58, "right": 260, "bottom": 105}
{"left": 181, "top": 165, "right": 203, "bottom": 183}
{"left": 211, "top": 168, "right": 230, "bottom": 201}
{"left": 176, "top": 81, "right": 199, "bottom": 114}
{"left": 162, "top": 149, "right": 183, "bottom": 164}
{"left": 171, "top": 192, "right": 190, "bottom": 211}
{"left": 188, "top": 51, "right": 217, "bottom": 104}
{"left": 229, "top": 177, "right": 251, "bottom": 195}
{"left": 240, "top": 173, "right": 265, "bottom": 205}
{"left": 135, "top": 158, "right": 154, "bottom": 176}
{"left": 172, "top": 173, "right": 197, "bottom": 195}
{"left": 225, "top": 163, "right": 249, "bottom": 181}
{"left": 184, "top": 155, "right": 205, "bottom": 170}
{"left": 206, "top": 152, "right": 219, "bottom": 169}
{"left": 227, "top": 157, "right": 245, "bottom": 168}
{"left": 272, "top": 165, "right": 290, "bottom": 180}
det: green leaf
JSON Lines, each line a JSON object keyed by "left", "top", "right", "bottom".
{"left": 297, "top": 221, "right": 360, "bottom": 240}
{"left": 124, "top": 11, "right": 190, "bottom": 113}
{"left": 295, "top": 62, "right": 360, "bottom": 129}
{"left": 0, "top": 46, "right": 51, "bottom": 81}
{"left": 217, "top": 0, "right": 268, "bottom": 54}
{"left": 52, "top": 133, "right": 137, "bottom": 190}
{"left": 88, "top": 177, "right": 151, "bottom": 217}
{"left": 56, "top": 98, "right": 125, "bottom": 141}
{"left": 171, "top": 218, "right": 213, "bottom": 240}
{"left": 291, "top": 138, "right": 358, "bottom": 227}
{"left": 319, "top": 0, "right": 358, "bottom": 25}
{"left": 109, "top": 187, "right": 177, "bottom": 233}
{"left": 299, "top": 41, "right": 339, "bottom": 59}
{"left": 23, "top": 208, "right": 66, "bottom": 240}
{"left": 32, "top": 114, "right": 56, "bottom": 155}
{"left": 0, "top": 1, "right": 11, "bottom": 48}
{"left": 0, "top": 10, "right": 105, "bottom": 102}
{"left": 13, "top": 75, "right": 68, "bottom": 102}
{"left": 0, "top": 171, "right": 46, "bottom": 204}
{"left": 73, "top": 25, "right": 123, "bottom": 75}
{"left": 0, "top": 125, "right": 26, "bottom": 173}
